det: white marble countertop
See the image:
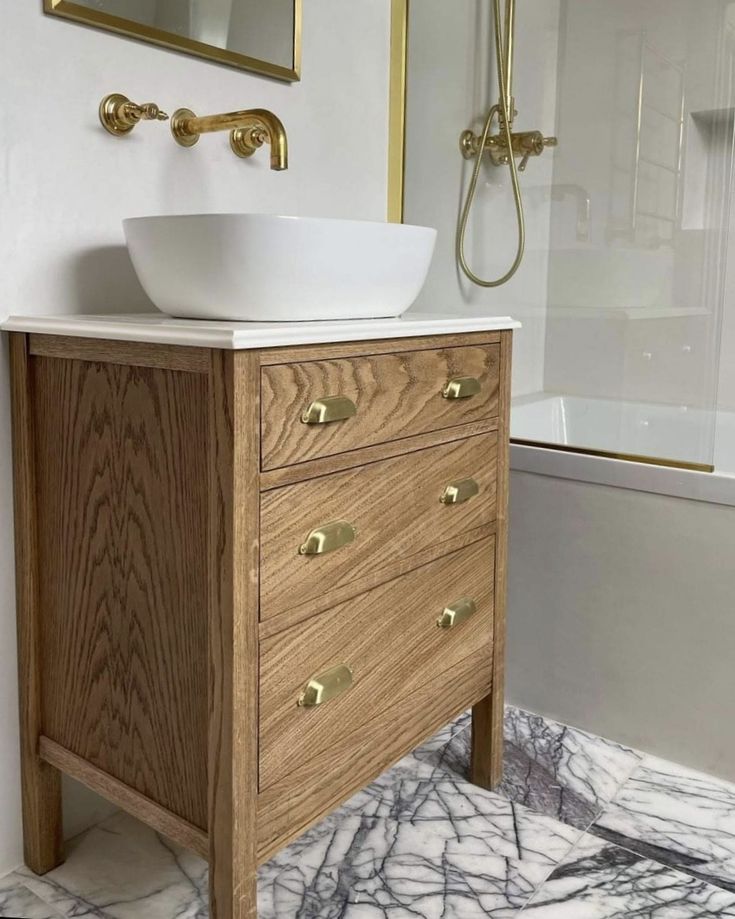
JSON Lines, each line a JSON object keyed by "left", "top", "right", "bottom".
{"left": 1, "top": 312, "right": 520, "bottom": 350}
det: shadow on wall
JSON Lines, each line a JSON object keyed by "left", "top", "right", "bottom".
{"left": 70, "top": 245, "right": 157, "bottom": 315}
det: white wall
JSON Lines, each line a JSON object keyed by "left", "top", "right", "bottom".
{"left": 506, "top": 469, "right": 735, "bottom": 784}
{"left": 0, "top": 0, "right": 391, "bottom": 875}
{"left": 402, "top": 0, "right": 560, "bottom": 397}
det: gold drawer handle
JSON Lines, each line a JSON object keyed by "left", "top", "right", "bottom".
{"left": 299, "top": 520, "right": 356, "bottom": 556}
{"left": 298, "top": 663, "right": 354, "bottom": 707}
{"left": 440, "top": 478, "right": 480, "bottom": 505}
{"left": 443, "top": 377, "right": 481, "bottom": 400}
{"left": 301, "top": 395, "right": 357, "bottom": 424}
{"left": 437, "top": 597, "right": 477, "bottom": 629}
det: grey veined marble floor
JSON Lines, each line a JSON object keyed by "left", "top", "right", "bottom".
{"left": 3, "top": 706, "right": 735, "bottom": 918}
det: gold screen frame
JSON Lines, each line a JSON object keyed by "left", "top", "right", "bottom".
{"left": 388, "top": 0, "right": 408, "bottom": 223}
{"left": 44, "top": 0, "right": 302, "bottom": 82}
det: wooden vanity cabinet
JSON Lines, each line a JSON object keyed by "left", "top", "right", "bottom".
{"left": 9, "top": 329, "right": 512, "bottom": 919}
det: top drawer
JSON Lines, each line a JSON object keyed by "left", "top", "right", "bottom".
{"left": 260, "top": 343, "right": 500, "bottom": 470}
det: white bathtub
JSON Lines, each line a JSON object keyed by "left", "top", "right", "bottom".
{"left": 506, "top": 392, "right": 735, "bottom": 783}
{"left": 511, "top": 393, "right": 735, "bottom": 505}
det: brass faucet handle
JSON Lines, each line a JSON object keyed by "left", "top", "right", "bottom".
{"left": 133, "top": 102, "right": 169, "bottom": 122}
{"left": 231, "top": 124, "right": 268, "bottom": 159}
{"left": 99, "top": 93, "right": 169, "bottom": 137}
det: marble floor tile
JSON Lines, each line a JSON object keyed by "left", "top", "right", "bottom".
{"left": 409, "top": 710, "right": 471, "bottom": 775}
{"left": 521, "top": 833, "right": 735, "bottom": 918}
{"left": 414, "top": 706, "right": 642, "bottom": 830}
{"left": 592, "top": 755, "right": 735, "bottom": 893}
{"left": 14, "top": 712, "right": 735, "bottom": 919}
{"left": 18, "top": 757, "right": 581, "bottom": 919}
{"left": 259, "top": 759, "right": 582, "bottom": 917}
{"left": 20, "top": 812, "right": 209, "bottom": 919}
{"left": 0, "top": 873, "right": 65, "bottom": 918}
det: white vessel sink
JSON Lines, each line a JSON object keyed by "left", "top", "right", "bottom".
{"left": 124, "top": 214, "right": 437, "bottom": 322}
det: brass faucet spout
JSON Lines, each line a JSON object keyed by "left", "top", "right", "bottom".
{"left": 171, "top": 107, "right": 288, "bottom": 169}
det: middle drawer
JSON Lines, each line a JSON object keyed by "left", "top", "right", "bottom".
{"left": 260, "top": 433, "right": 497, "bottom": 623}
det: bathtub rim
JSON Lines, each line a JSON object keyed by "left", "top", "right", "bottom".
{"left": 510, "top": 441, "right": 735, "bottom": 507}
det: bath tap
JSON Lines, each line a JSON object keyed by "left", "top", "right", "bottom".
{"left": 460, "top": 128, "right": 557, "bottom": 171}
{"left": 170, "top": 106, "right": 288, "bottom": 168}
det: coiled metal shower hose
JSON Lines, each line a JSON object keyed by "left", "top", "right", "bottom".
{"left": 456, "top": 0, "right": 526, "bottom": 287}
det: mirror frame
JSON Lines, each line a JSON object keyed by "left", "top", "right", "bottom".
{"left": 44, "top": 0, "right": 302, "bottom": 82}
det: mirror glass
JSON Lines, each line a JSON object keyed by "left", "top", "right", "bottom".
{"left": 45, "top": 0, "right": 300, "bottom": 81}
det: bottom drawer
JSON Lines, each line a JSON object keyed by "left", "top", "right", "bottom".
{"left": 259, "top": 537, "right": 495, "bottom": 792}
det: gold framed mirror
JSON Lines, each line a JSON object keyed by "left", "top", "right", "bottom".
{"left": 44, "top": 0, "right": 302, "bottom": 82}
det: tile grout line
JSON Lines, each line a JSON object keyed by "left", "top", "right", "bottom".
{"left": 516, "top": 826, "right": 596, "bottom": 915}
{"left": 16, "top": 879, "right": 68, "bottom": 919}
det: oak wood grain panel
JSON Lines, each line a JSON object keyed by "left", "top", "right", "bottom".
{"left": 260, "top": 434, "right": 497, "bottom": 621}
{"left": 259, "top": 522, "right": 496, "bottom": 639}
{"left": 9, "top": 334, "right": 64, "bottom": 875}
{"left": 472, "top": 330, "right": 513, "bottom": 789}
{"left": 260, "top": 539, "right": 494, "bottom": 789}
{"left": 261, "top": 344, "right": 500, "bottom": 469}
{"left": 258, "top": 331, "right": 502, "bottom": 365}
{"left": 259, "top": 418, "right": 498, "bottom": 490}
{"left": 256, "top": 643, "right": 493, "bottom": 862}
{"left": 33, "top": 356, "right": 209, "bottom": 829}
{"left": 207, "top": 350, "right": 260, "bottom": 919}
{"left": 29, "top": 334, "right": 210, "bottom": 373}
{"left": 39, "top": 737, "right": 208, "bottom": 859}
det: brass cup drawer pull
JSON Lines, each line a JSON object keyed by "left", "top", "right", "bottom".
{"left": 301, "top": 395, "right": 357, "bottom": 425}
{"left": 440, "top": 478, "right": 480, "bottom": 505}
{"left": 298, "top": 663, "right": 354, "bottom": 707}
{"left": 437, "top": 597, "right": 477, "bottom": 629}
{"left": 299, "top": 520, "right": 357, "bottom": 556}
{"left": 442, "top": 376, "right": 481, "bottom": 400}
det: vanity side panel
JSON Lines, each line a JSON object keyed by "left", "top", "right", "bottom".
{"left": 8, "top": 334, "right": 64, "bottom": 874}
{"left": 32, "top": 354, "right": 209, "bottom": 829}
{"left": 472, "top": 329, "right": 512, "bottom": 787}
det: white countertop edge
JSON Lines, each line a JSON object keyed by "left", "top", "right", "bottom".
{"left": 1, "top": 313, "right": 521, "bottom": 350}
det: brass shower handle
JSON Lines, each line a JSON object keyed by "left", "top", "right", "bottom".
{"left": 461, "top": 128, "right": 558, "bottom": 165}
{"left": 513, "top": 131, "right": 556, "bottom": 156}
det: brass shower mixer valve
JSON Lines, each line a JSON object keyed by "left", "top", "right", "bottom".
{"left": 460, "top": 126, "right": 557, "bottom": 172}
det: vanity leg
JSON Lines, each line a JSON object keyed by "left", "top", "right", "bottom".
{"left": 470, "top": 697, "right": 499, "bottom": 789}
{"left": 208, "top": 351, "right": 260, "bottom": 919}
{"left": 18, "top": 761, "right": 63, "bottom": 876}
{"left": 471, "top": 330, "right": 511, "bottom": 791}
{"left": 9, "top": 334, "right": 64, "bottom": 874}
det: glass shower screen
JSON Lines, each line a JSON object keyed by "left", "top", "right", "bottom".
{"left": 403, "top": 0, "right": 735, "bottom": 470}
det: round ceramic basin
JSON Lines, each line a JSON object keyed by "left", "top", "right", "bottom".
{"left": 124, "top": 213, "right": 437, "bottom": 322}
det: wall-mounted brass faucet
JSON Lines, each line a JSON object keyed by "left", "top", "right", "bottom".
{"left": 97, "top": 93, "right": 288, "bottom": 169}
{"left": 99, "top": 93, "right": 169, "bottom": 136}
{"left": 170, "top": 107, "right": 288, "bottom": 169}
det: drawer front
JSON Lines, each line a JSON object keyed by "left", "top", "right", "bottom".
{"left": 260, "top": 343, "right": 500, "bottom": 470}
{"left": 260, "top": 434, "right": 496, "bottom": 621}
{"left": 256, "top": 643, "right": 492, "bottom": 861}
{"left": 259, "top": 538, "right": 494, "bottom": 790}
